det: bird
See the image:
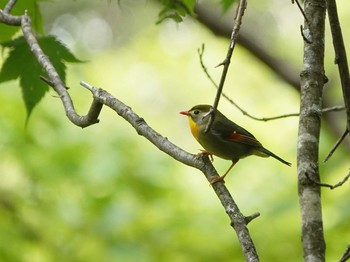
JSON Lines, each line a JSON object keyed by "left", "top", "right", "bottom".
{"left": 180, "top": 104, "right": 291, "bottom": 184}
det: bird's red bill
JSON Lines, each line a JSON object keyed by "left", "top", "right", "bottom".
{"left": 179, "top": 111, "right": 189, "bottom": 116}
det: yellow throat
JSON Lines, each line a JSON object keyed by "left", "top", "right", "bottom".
{"left": 188, "top": 117, "right": 199, "bottom": 140}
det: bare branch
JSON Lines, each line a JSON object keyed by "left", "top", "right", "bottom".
{"left": 20, "top": 12, "right": 100, "bottom": 127}
{"left": 324, "top": 128, "right": 349, "bottom": 162}
{"left": 305, "top": 172, "right": 350, "bottom": 190}
{"left": 3, "top": 0, "right": 17, "bottom": 14}
{"left": 244, "top": 212, "right": 260, "bottom": 224}
{"left": 195, "top": 3, "right": 300, "bottom": 90}
{"left": 300, "top": 25, "right": 313, "bottom": 44}
{"left": 322, "top": 104, "right": 345, "bottom": 113}
{"left": 292, "top": 0, "right": 308, "bottom": 22}
{"left": 326, "top": 0, "right": 350, "bottom": 140}
{"left": 0, "top": 9, "right": 21, "bottom": 25}
{"left": 199, "top": 45, "right": 345, "bottom": 121}
{"left": 340, "top": 244, "right": 350, "bottom": 262}
{"left": 80, "top": 81, "right": 260, "bottom": 261}
{"left": 204, "top": 0, "right": 247, "bottom": 133}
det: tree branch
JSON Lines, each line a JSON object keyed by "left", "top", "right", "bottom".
{"left": 204, "top": 0, "right": 247, "bottom": 133}
{"left": 80, "top": 81, "right": 260, "bottom": 261}
{"left": 195, "top": 3, "right": 300, "bottom": 90}
{"left": 198, "top": 44, "right": 345, "bottom": 121}
{"left": 0, "top": 8, "right": 21, "bottom": 25}
{"left": 324, "top": 128, "right": 349, "bottom": 162}
{"left": 340, "top": 244, "right": 350, "bottom": 262}
{"left": 3, "top": 0, "right": 16, "bottom": 14}
{"left": 292, "top": 0, "right": 309, "bottom": 23}
{"left": 305, "top": 171, "right": 350, "bottom": 190}
{"left": 326, "top": 0, "right": 350, "bottom": 140}
{"left": 19, "top": 12, "right": 100, "bottom": 127}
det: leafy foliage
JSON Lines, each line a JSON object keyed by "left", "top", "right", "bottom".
{"left": 0, "top": 36, "right": 81, "bottom": 120}
{"left": 157, "top": 0, "right": 196, "bottom": 23}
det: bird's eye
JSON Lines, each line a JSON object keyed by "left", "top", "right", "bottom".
{"left": 193, "top": 110, "right": 200, "bottom": 115}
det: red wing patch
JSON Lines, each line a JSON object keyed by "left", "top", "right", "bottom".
{"left": 229, "top": 131, "right": 262, "bottom": 147}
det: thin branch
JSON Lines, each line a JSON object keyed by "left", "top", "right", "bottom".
{"left": 244, "top": 212, "right": 260, "bottom": 224}
{"left": 0, "top": 9, "right": 21, "bottom": 25}
{"left": 20, "top": 12, "right": 99, "bottom": 128}
{"left": 322, "top": 104, "right": 345, "bottom": 113}
{"left": 305, "top": 172, "right": 350, "bottom": 190}
{"left": 199, "top": 45, "right": 345, "bottom": 121}
{"left": 198, "top": 43, "right": 296, "bottom": 121}
{"left": 340, "top": 244, "right": 350, "bottom": 262}
{"left": 195, "top": 3, "right": 300, "bottom": 91}
{"left": 204, "top": 0, "right": 247, "bottom": 133}
{"left": 292, "top": 0, "right": 309, "bottom": 22}
{"left": 197, "top": 44, "right": 218, "bottom": 88}
{"left": 324, "top": 128, "right": 349, "bottom": 163}
{"left": 327, "top": 0, "right": 350, "bottom": 139}
{"left": 300, "top": 25, "right": 313, "bottom": 44}
{"left": 3, "top": 0, "right": 17, "bottom": 14}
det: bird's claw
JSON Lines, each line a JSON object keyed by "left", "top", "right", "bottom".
{"left": 209, "top": 176, "right": 225, "bottom": 185}
{"left": 196, "top": 150, "right": 214, "bottom": 162}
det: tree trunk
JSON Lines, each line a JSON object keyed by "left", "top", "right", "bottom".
{"left": 298, "top": 0, "right": 327, "bottom": 261}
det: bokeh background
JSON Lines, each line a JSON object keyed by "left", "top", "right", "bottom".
{"left": 0, "top": 0, "right": 349, "bottom": 261}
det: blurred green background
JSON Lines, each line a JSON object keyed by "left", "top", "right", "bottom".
{"left": 0, "top": 0, "right": 349, "bottom": 261}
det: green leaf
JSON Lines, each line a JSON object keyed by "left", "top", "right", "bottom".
{"left": 0, "top": 36, "right": 82, "bottom": 120}
{"left": 157, "top": 0, "right": 195, "bottom": 24}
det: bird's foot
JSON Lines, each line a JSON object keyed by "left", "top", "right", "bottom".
{"left": 209, "top": 175, "right": 225, "bottom": 185}
{"left": 196, "top": 150, "right": 214, "bottom": 162}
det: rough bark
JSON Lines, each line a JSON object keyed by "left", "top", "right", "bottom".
{"left": 298, "top": 0, "right": 327, "bottom": 261}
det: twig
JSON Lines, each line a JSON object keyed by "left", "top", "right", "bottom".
{"left": 3, "top": 0, "right": 17, "bottom": 14}
{"left": 40, "top": 75, "right": 69, "bottom": 89}
{"left": 327, "top": 0, "right": 350, "bottom": 139}
{"left": 340, "top": 244, "right": 350, "bottom": 262}
{"left": 305, "top": 172, "right": 350, "bottom": 190}
{"left": 204, "top": 0, "right": 247, "bottom": 133}
{"left": 300, "top": 25, "right": 312, "bottom": 44}
{"left": 292, "top": 0, "right": 312, "bottom": 44}
{"left": 0, "top": 9, "right": 21, "bottom": 25}
{"left": 199, "top": 46, "right": 345, "bottom": 121}
{"left": 198, "top": 44, "right": 218, "bottom": 89}
{"left": 322, "top": 104, "right": 345, "bottom": 113}
{"left": 324, "top": 128, "right": 349, "bottom": 162}
{"left": 198, "top": 43, "right": 296, "bottom": 121}
{"left": 244, "top": 212, "right": 260, "bottom": 224}
{"left": 292, "top": 0, "right": 308, "bottom": 22}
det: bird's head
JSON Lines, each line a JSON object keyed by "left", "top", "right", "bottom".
{"left": 180, "top": 104, "right": 213, "bottom": 126}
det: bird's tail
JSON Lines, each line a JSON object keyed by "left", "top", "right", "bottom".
{"left": 260, "top": 148, "right": 291, "bottom": 166}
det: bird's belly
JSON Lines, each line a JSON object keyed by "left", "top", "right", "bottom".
{"left": 197, "top": 134, "right": 252, "bottom": 160}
